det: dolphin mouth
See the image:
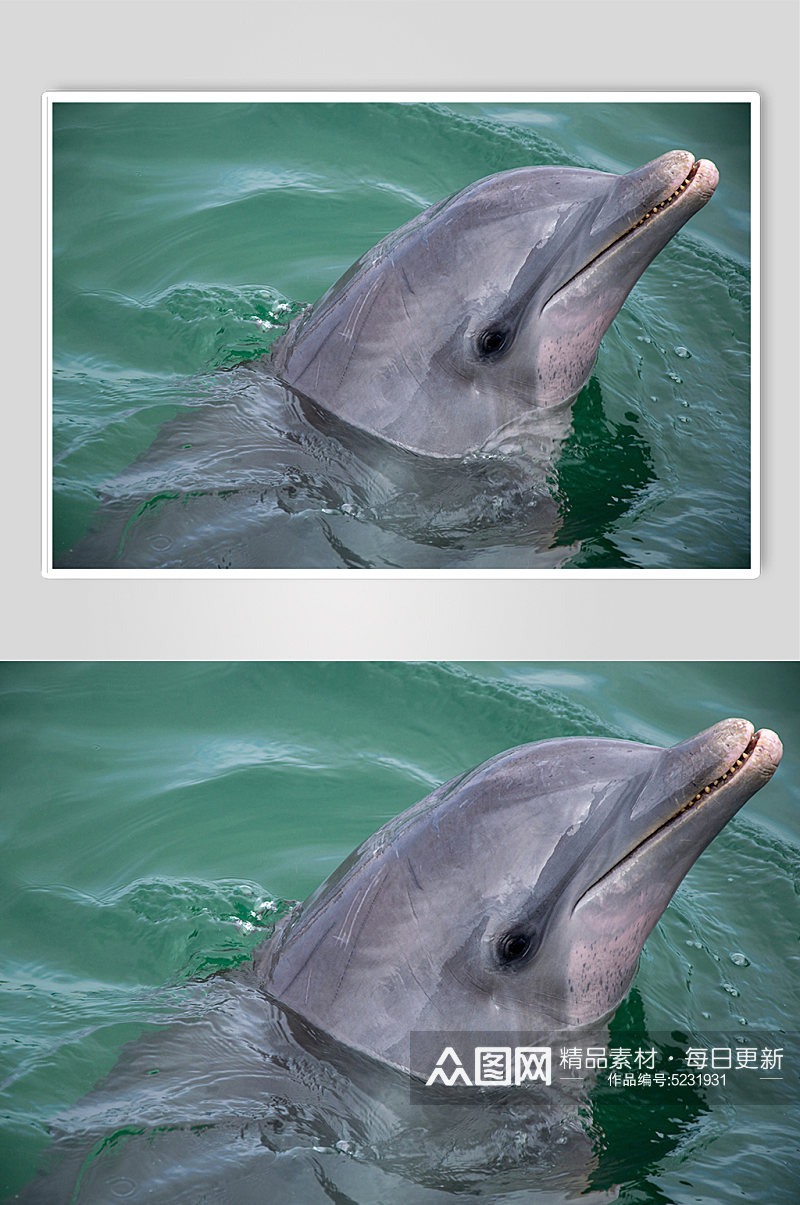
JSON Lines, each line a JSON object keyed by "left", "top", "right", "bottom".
{"left": 573, "top": 725, "right": 780, "bottom": 911}
{"left": 543, "top": 154, "right": 719, "bottom": 311}
{"left": 625, "top": 159, "right": 703, "bottom": 234}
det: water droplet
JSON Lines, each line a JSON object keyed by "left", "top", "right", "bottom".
{"left": 674, "top": 346, "right": 691, "bottom": 358}
{"left": 108, "top": 1180, "right": 137, "bottom": 1199}
{"left": 722, "top": 983, "right": 740, "bottom": 997}
{"left": 729, "top": 952, "right": 749, "bottom": 967}
{"left": 667, "top": 371, "right": 683, "bottom": 384}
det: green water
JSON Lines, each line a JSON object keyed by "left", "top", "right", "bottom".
{"left": 1, "top": 662, "right": 797, "bottom": 1201}
{"left": 51, "top": 100, "right": 752, "bottom": 569}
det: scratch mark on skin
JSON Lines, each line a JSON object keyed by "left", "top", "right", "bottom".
{"left": 288, "top": 274, "right": 387, "bottom": 393}
{"left": 335, "top": 867, "right": 385, "bottom": 947}
{"left": 274, "top": 914, "right": 341, "bottom": 1000}
{"left": 400, "top": 265, "right": 416, "bottom": 299}
{"left": 404, "top": 869, "right": 444, "bottom": 999}
{"left": 406, "top": 855, "right": 423, "bottom": 893}
{"left": 331, "top": 870, "right": 388, "bottom": 1005}
{"left": 399, "top": 349, "right": 426, "bottom": 392}
{"left": 401, "top": 953, "right": 436, "bottom": 1007}
{"left": 330, "top": 276, "right": 388, "bottom": 392}
{"left": 340, "top": 276, "right": 383, "bottom": 343}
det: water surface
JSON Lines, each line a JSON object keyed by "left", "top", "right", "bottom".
{"left": 51, "top": 100, "right": 752, "bottom": 569}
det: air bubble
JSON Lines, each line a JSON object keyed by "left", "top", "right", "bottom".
{"left": 108, "top": 1180, "right": 137, "bottom": 1199}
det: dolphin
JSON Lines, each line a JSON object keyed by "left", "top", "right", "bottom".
{"left": 254, "top": 719, "right": 781, "bottom": 1078}
{"left": 270, "top": 150, "right": 719, "bottom": 457}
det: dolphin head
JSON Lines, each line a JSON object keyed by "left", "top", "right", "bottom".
{"left": 270, "top": 152, "right": 718, "bottom": 456}
{"left": 254, "top": 720, "right": 781, "bottom": 1076}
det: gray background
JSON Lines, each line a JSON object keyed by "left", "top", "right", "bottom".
{"left": 6, "top": 0, "right": 798, "bottom": 658}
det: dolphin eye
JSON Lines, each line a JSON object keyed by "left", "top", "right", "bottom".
{"left": 498, "top": 932, "right": 532, "bottom": 963}
{"left": 476, "top": 328, "right": 509, "bottom": 358}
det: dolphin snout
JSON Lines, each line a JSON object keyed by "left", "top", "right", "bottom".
{"left": 630, "top": 148, "right": 695, "bottom": 186}
{"left": 750, "top": 727, "right": 784, "bottom": 782}
{"left": 619, "top": 149, "right": 719, "bottom": 220}
{"left": 691, "top": 156, "right": 720, "bottom": 201}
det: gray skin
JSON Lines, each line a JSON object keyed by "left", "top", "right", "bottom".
{"left": 254, "top": 720, "right": 781, "bottom": 1078}
{"left": 270, "top": 150, "right": 719, "bottom": 457}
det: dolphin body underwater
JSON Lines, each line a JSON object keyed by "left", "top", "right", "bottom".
{"left": 16, "top": 721, "right": 782, "bottom": 1202}
{"left": 59, "top": 150, "right": 718, "bottom": 569}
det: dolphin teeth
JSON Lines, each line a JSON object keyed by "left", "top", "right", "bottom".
{"left": 632, "top": 161, "right": 699, "bottom": 232}
{"left": 682, "top": 732, "right": 759, "bottom": 813}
